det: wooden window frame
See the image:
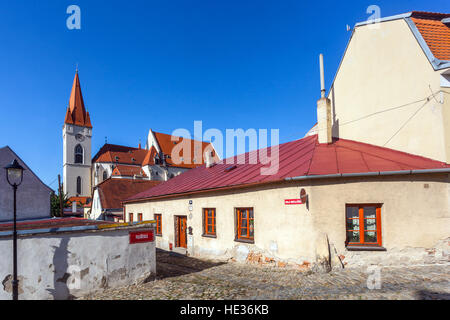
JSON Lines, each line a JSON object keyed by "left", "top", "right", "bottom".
{"left": 202, "top": 208, "right": 217, "bottom": 238}
{"left": 154, "top": 214, "right": 162, "bottom": 236}
{"left": 129, "top": 212, "right": 134, "bottom": 223}
{"left": 137, "top": 213, "right": 143, "bottom": 222}
{"left": 234, "top": 208, "right": 254, "bottom": 243}
{"left": 345, "top": 204, "right": 383, "bottom": 249}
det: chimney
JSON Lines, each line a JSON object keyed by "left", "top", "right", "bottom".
{"left": 317, "top": 54, "right": 332, "bottom": 144}
{"left": 204, "top": 151, "right": 213, "bottom": 168}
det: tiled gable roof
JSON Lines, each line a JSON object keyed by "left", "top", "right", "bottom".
{"left": 411, "top": 11, "right": 450, "bottom": 61}
{"left": 92, "top": 144, "right": 148, "bottom": 165}
{"left": 112, "top": 165, "right": 147, "bottom": 177}
{"left": 153, "top": 131, "right": 219, "bottom": 168}
{"left": 96, "top": 179, "right": 161, "bottom": 209}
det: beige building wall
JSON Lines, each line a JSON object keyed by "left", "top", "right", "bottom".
{"left": 124, "top": 173, "right": 449, "bottom": 267}
{"left": 329, "top": 18, "right": 449, "bottom": 162}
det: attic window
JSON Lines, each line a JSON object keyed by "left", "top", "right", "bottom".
{"left": 132, "top": 158, "right": 136, "bottom": 162}
{"left": 115, "top": 156, "right": 119, "bottom": 162}
{"left": 224, "top": 165, "right": 237, "bottom": 172}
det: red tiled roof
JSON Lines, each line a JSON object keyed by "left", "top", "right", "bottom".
{"left": 68, "top": 196, "right": 91, "bottom": 205}
{"left": 126, "top": 135, "right": 449, "bottom": 202}
{"left": 411, "top": 11, "right": 450, "bottom": 61}
{"left": 92, "top": 144, "right": 148, "bottom": 165}
{"left": 142, "top": 146, "right": 158, "bottom": 166}
{"left": 64, "top": 72, "right": 93, "bottom": 128}
{"left": 112, "top": 165, "right": 147, "bottom": 177}
{"left": 153, "top": 131, "right": 220, "bottom": 168}
{"left": 97, "top": 179, "right": 161, "bottom": 209}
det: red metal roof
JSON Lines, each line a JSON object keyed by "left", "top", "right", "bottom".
{"left": 126, "top": 135, "right": 449, "bottom": 202}
{"left": 411, "top": 11, "right": 450, "bottom": 61}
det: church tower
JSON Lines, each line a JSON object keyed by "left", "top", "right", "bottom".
{"left": 63, "top": 71, "right": 93, "bottom": 198}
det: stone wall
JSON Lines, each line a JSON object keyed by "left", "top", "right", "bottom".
{"left": 0, "top": 226, "right": 156, "bottom": 300}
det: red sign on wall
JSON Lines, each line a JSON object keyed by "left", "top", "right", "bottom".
{"left": 129, "top": 230, "right": 154, "bottom": 244}
{"left": 284, "top": 199, "right": 303, "bottom": 205}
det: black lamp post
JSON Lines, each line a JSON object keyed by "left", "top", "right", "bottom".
{"left": 4, "top": 159, "right": 25, "bottom": 300}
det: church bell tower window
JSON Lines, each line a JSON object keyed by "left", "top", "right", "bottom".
{"left": 75, "top": 144, "right": 84, "bottom": 164}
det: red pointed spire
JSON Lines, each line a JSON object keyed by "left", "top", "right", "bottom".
{"left": 64, "top": 71, "right": 93, "bottom": 128}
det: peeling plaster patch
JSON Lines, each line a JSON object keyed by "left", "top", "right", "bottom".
{"left": 2, "top": 275, "right": 24, "bottom": 294}
{"left": 2, "top": 274, "right": 11, "bottom": 292}
{"left": 80, "top": 268, "right": 89, "bottom": 279}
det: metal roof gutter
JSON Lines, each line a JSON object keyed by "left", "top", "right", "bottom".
{"left": 285, "top": 168, "right": 450, "bottom": 181}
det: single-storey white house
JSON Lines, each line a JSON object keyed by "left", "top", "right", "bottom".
{"left": 122, "top": 11, "right": 450, "bottom": 270}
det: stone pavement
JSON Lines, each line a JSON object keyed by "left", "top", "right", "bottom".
{"left": 79, "top": 249, "right": 450, "bottom": 300}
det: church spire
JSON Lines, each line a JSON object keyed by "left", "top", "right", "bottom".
{"left": 64, "top": 71, "right": 92, "bottom": 128}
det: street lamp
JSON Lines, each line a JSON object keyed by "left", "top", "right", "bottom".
{"left": 4, "top": 159, "right": 25, "bottom": 300}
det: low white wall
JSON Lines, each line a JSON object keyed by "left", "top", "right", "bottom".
{"left": 0, "top": 227, "right": 156, "bottom": 300}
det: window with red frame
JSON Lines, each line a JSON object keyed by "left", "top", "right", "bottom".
{"left": 155, "top": 214, "right": 162, "bottom": 236}
{"left": 203, "top": 208, "right": 216, "bottom": 237}
{"left": 138, "top": 213, "right": 143, "bottom": 222}
{"left": 129, "top": 212, "right": 134, "bottom": 223}
{"left": 346, "top": 204, "right": 382, "bottom": 247}
{"left": 235, "top": 208, "right": 254, "bottom": 242}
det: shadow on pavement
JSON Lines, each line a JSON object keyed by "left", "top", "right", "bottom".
{"left": 145, "top": 248, "right": 226, "bottom": 282}
{"left": 415, "top": 289, "right": 450, "bottom": 300}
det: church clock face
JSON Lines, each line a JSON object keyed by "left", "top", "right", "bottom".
{"left": 75, "top": 133, "right": 85, "bottom": 142}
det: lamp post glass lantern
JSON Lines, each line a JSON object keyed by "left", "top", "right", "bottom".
{"left": 4, "top": 159, "right": 25, "bottom": 300}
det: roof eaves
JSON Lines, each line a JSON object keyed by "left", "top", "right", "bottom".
{"left": 286, "top": 167, "right": 450, "bottom": 181}
{"left": 405, "top": 17, "right": 450, "bottom": 70}
{"left": 354, "top": 12, "right": 412, "bottom": 28}
{"left": 1, "top": 146, "right": 53, "bottom": 193}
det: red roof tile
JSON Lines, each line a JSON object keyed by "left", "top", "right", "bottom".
{"left": 96, "top": 179, "right": 161, "bottom": 209}
{"left": 153, "top": 131, "right": 220, "bottom": 168}
{"left": 126, "top": 135, "right": 449, "bottom": 201}
{"left": 112, "top": 165, "right": 147, "bottom": 177}
{"left": 92, "top": 144, "right": 148, "bottom": 165}
{"left": 68, "top": 196, "right": 91, "bottom": 205}
{"left": 411, "top": 11, "right": 450, "bottom": 61}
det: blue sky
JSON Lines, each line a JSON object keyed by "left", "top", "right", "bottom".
{"left": 0, "top": 0, "right": 448, "bottom": 191}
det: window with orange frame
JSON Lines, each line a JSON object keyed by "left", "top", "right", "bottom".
{"left": 154, "top": 214, "right": 162, "bottom": 236}
{"left": 346, "top": 204, "right": 382, "bottom": 247}
{"left": 235, "top": 208, "right": 254, "bottom": 242}
{"left": 203, "top": 208, "right": 216, "bottom": 237}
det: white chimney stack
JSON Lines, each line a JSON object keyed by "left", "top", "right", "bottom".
{"left": 204, "top": 150, "right": 213, "bottom": 168}
{"left": 317, "top": 54, "right": 332, "bottom": 144}
{"left": 320, "top": 54, "right": 326, "bottom": 98}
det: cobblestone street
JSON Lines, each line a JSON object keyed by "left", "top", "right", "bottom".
{"left": 80, "top": 249, "right": 450, "bottom": 300}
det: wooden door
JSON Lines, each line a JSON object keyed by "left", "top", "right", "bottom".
{"left": 177, "top": 216, "right": 187, "bottom": 248}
